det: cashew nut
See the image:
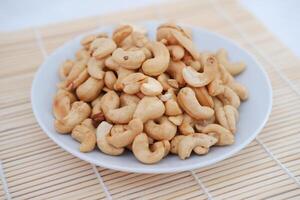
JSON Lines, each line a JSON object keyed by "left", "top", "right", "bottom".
{"left": 91, "top": 38, "right": 117, "bottom": 59}
{"left": 167, "top": 60, "right": 186, "bottom": 87}
{"left": 157, "top": 73, "right": 172, "bottom": 91}
{"left": 120, "top": 72, "right": 146, "bottom": 94}
{"left": 59, "top": 60, "right": 74, "bottom": 80}
{"left": 207, "top": 79, "right": 225, "bottom": 96}
{"left": 183, "top": 54, "right": 202, "bottom": 71}
{"left": 96, "top": 121, "right": 124, "bottom": 155}
{"left": 62, "top": 61, "right": 89, "bottom": 90}
{"left": 177, "top": 87, "right": 214, "bottom": 120}
{"left": 167, "top": 45, "right": 185, "bottom": 61}
{"left": 87, "top": 57, "right": 105, "bottom": 79}
{"left": 156, "top": 23, "right": 191, "bottom": 45}
{"left": 76, "top": 77, "right": 104, "bottom": 102}
{"left": 193, "top": 87, "right": 214, "bottom": 108}
{"left": 71, "top": 118, "right": 96, "bottom": 152}
{"left": 145, "top": 116, "right": 177, "bottom": 140}
{"left": 140, "top": 77, "right": 163, "bottom": 96}
{"left": 202, "top": 124, "right": 234, "bottom": 145}
{"left": 133, "top": 96, "right": 165, "bottom": 123}
{"left": 113, "top": 25, "right": 133, "bottom": 46}
{"left": 104, "top": 71, "right": 117, "bottom": 90}
{"left": 178, "top": 133, "right": 217, "bottom": 159}
{"left": 217, "top": 86, "right": 240, "bottom": 108}
{"left": 179, "top": 114, "right": 196, "bottom": 135}
{"left": 132, "top": 133, "right": 167, "bottom": 164}
{"left": 55, "top": 101, "right": 91, "bottom": 134}
{"left": 164, "top": 89, "right": 182, "bottom": 116}
{"left": 168, "top": 114, "right": 183, "bottom": 126}
{"left": 217, "top": 48, "right": 246, "bottom": 76}
{"left": 53, "top": 89, "right": 77, "bottom": 120}
{"left": 142, "top": 41, "right": 170, "bottom": 76}
{"left": 112, "top": 48, "right": 146, "bottom": 70}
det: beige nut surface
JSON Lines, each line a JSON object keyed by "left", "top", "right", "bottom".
{"left": 167, "top": 60, "right": 186, "bottom": 87}
{"left": 55, "top": 101, "right": 91, "bottom": 134}
{"left": 145, "top": 116, "right": 177, "bottom": 140}
{"left": 142, "top": 41, "right": 170, "bottom": 76}
{"left": 104, "top": 71, "right": 117, "bottom": 90}
{"left": 76, "top": 77, "right": 104, "bottom": 102}
{"left": 133, "top": 96, "right": 165, "bottom": 123}
{"left": 91, "top": 38, "right": 117, "bottom": 59}
{"left": 53, "top": 89, "right": 77, "bottom": 120}
{"left": 71, "top": 118, "right": 96, "bottom": 152}
{"left": 113, "top": 25, "right": 133, "bottom": 46}
{"left": 217, "top": 48, "right": 246, "bottom": 76}
{"left": 59, "top": 60, "right": 74, "bottom": 80}
{"left": 217, "top": 86, "right": 240, "bottom": 108}
{"left": 167, "top": 45, "right": 185, "bottom": 61}
{"left": 112, "top": 48, "right": 146, "bottom": 69}
{"left": 178, "top": 133, "right": 217, "bottom": 159}
{"left": 193, "top": 87, "right": 214, "bottom": 108}
{"left": 168, "top": 114, "right": 183, "bottom": 126}
{"left": 140, "top": 77, "right": 163, "bottom": 96}
{"left": 62, "top": 61, "right": 89, "bottom": 90}
{"left": 96, "top": 121, "right": 124, "bottom": 155}
{"left": 179, "top": 114, "right": 196, "bottom": 135}
{"left": 157, "top": 73, "right": 172, "bottom": 91}
{"left": 87, "top": 57, "right": 105, "bottom": 79}
{"left": 107, "top": 118, "right": 143, "bottom": 148}
{"left": 121, "top": 72, "right": 146, "bottom": 94}
{"left": 132, "top": 133, "right": 166, "bottom": 164}
{"left": 177, "top": 87, "right": 214, "bottom": 120}
{"left": 202, "top": 124, "right": 234, "bottom": 146}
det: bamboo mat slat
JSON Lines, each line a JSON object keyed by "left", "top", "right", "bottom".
{"left": 1, "top": 0, "right": 300, "bottom": 199}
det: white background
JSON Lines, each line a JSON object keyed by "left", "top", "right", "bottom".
{"left": 0, "top": 0, "right": 299, "bottom": 57}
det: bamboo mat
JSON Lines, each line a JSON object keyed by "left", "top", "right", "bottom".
{"left": 1, "top": 0, "right": 300, "bottom": 199}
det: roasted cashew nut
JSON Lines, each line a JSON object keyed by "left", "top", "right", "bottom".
{"left": 167, "top": 45, "right": 185, "bottom": 61}
{"left": 179, "top": 114, "right": 196, "bottom": 135}
{"left": 112, "top": 48, "right": 146, "bottom": 70}
{"left": 217, "top": 48, "right": 246, "bottom": 76}
{"left": 106, "top": 118, "right": 143, "bottom": 148}
{"left": 156, "top": 23, "right": 192, "bottom": 45}
{"left": 217, "top": 86, "right": 240, "bottom": 108}
{"left": 132, "top": 133, "right": 167, "bottom": 164}
{"left": 202, "top": 124, "right": 234, "bottom": 145}
{"left": 145, "top": 116, "right": 177, "bottom": 140}
{"left": 71, "top": 118, "right": 96, "bottom": 152}
{"left": 96, "top": 121, "right": 124, "bottom": 155}
{"left": 133, "top": 96, "right": 165, "bottom": 123}
{"left": 59, "top": 60, "right": 74, "bottom": 80}
{"left": 104, "top": 71, "right": 117, "bottom": 90}
{"left": 142, "top": 41, "right": 170, "bottom": 76}
{"left": 76, "top": 77, "right": 104, "bottom": 102}
{"left": 157, "top": 73, "right": 173, "bottom": 91}
{"left": 168, "top": 114, "right": 183, "bottom": 126}
{"left": 167, "top": 60, "right": 186, "bottom": 87}
{"left": 62, "top": 61, "right": 89, "bottom": 90}
{"left": 178, "top": 133, "right": 217, "bottom": 159}
{"left": 140, "top": 77, "right": 163, "bottom": 96}
{"left": 113, "top": 25, "right": 133, "bottom": 46}
{"left": 193, "top": 87, "right": 214, "bottom": 108}
{"left": 87, "top": 57, "right": 105, "bottom": 79}
{"left": 207, "top": 79, "right": 225, "bottom": 96}
{"left": 182, "top": 55, "right": 218, "bottom": 87}
{"left": 53, "top": 89, "right": 77, "bottom": 120}
{"left": 164, "top": 89, "right": 182, "bottom": 116}
{"left": 183, "top": 53, "right": 202, "bottom": 71}
{"left": 55, "top": 101, "right": 91, "bottom": 134}
{"left": 91, "top": 38, "right": 117, "bottom": 59}
{"left": 120, "top": 72, "right": 147, "bottom": 94}
{"left": 177, "top": 87, "right": 214, "bottom": 120}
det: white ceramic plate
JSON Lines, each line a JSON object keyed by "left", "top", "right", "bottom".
{"left": 31, "top": 21, "right": 272, "bottom": 173}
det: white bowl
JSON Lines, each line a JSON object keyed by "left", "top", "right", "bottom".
{"left": 31, "top": 21, "right": 272, "bottom": 173}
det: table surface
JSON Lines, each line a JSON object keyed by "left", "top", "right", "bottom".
{"left": 1, "top": 0, "right": 300, "bottom": 199}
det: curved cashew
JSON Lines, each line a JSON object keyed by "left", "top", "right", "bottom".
{"left": 167, "top": 60, "right": 186, "bottom": 87}
{"left": 131, "top": 31, "right": 149, "bottom": 47}
{"left": 202, "top": 124, "right": 234, "bottom": 145}
{"left": 96, "top": 121, "right": 124, "bottom": 155}
{"left": 170, "top": 135, "right": 185, "bottom": 154}
{"left": 104, "top": 71, "right": 117, "bottom": 90}
{"left": 87, "top": 57, "right": 105, "bottom": 79}
{"left": 193, "top": 87, "right": 214, "bottom": 108}
{"left": 151, "top": 140, "right": 170, "bottom": 157}
{"left": 55, "top": 101, "right": 91, "bottom": 134}
{"left": 133, "top": 96, "right": 165, "bottom": 123}
{"left": 142, "top": 41, "right": 170, "bottom": 76}
{"left": 113, "top": 25, "right": 133, "bottom": 46}
{"left": 182, "top": 55, "right": 218, "bottom": 87}
{"left": 179, "top": 114, "right": 196, "bottom": 135}
{"left": 59, "top": 60, "right": 74, "bottom": 80}
{"left": 91, "top": 38, "right": 117, "bottom": 59}
{"left": 157, "top": 73, "right": 172, "bottom": 90}
{"left": 132, "top": 133, "right": 167, "bottom": 164}
{"left": 76, "top": 77, "right": 104, "bottom": 102}
{"left": 177, "top": 87, "right": 214, "bottom": 120}
{"left": 178, "top": 133, "right": 217, "bottom": 159}
{"left": 217, "top": 48, "right": 246, "bottom": 76}
{"left": 62, "top": 61, "right": 89, "bottom": 90}
{"left": 145, "top": 116, "right": 177, "bottom": 140}
{"left": 207, "top": 79, "right": 225, "bottom": 96}
{"left": 183, "top": 54, "right": 202, "bottom": 71}
{"left": 91, "top": 94, "right": 105, "bottom": 126}
{"left": 112, "top": 48, "right": 146, "bottom": 70}
{"left": 156, "top": 23, "right": 191, "bottom": 45}
{"left": 106, "top": 118, "right": 143, "bottom": 148}
{"left": 81, "top": 33, "right": 108, "bottom": 49}
{"left": 164, "top": 89, "right": 182, "bottom": 116}
{"left": 168, "top": 114, "right": 183, "bottom": 126}
{"left": 167, "top": 45, "right": 185, "bottom": 61}
{"left": 71, "top": 118, "right": 96, "bottom": 152}
{"left": 140, "top": 77, "right": 163, "bottom": 96}
{"left": 217, "top": 86, "right": 240, "bottom": 108}
{"left": 53, "top": 89, "right": 77, "bottom": 120}
{"left": 194, "top": 116, "right": 216, "bottom": 132}
{"left": 121, "top": 72, "right": 146, "bottom": 94}
{"left": 100, "top": 91, "right": 120, "bottom": 114}
{"left": 171, "top": 29, "right": 199, "bottom": 60}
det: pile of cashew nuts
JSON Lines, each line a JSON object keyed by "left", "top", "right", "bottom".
{"left": 53, "top": 23, "right": 248, "bottom": 164}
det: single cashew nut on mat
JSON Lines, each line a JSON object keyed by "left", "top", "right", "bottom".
{"left": 87, "top": 57, "right": 105, "bottom": 80}
{"left": 76, "top": 77, "right": 104, "bottom": 102}
{"left": 132, "top": 133, "right": 167, "bottom": 164}
{"left": 168, "top": 114, "right": 184, "bottom": 126}
{"left": 182, "top": 55, "right": 218, "bottom": 87}
{"left": 142, "top": 41, "right": 170, "bottom": 76}
{"left": 121, "top": 72, "right": 147, "bottom": 94}
{"left": 104, "top": 71, "right": 117, "bottom": 90}
{"left": 193, "top": 87, "right": 214, "bottom": 108}
{"left": 91, "top": 38, "right": 117, "bottom": 59}
{"left": 113, "top": 25, "right": 133, "bottom": 46}
{"left": 112, "top": 48, "right": 146, "bottom": 70}
{"left": 178, "top": 133, "right": 217, "bottom": 159}
{"left": 167, "top": 45, "right": 185, "bottom": 61}
{"left": 179, "top": 114, "right": 196, "bottom": 135}
{"left": 216, "top": 48, "right": 246, "bottom": 76}
{"left": 140, "top": 77, "right": 163, "bottom": 96}
{"left": 177, "top": 87, "right": 214, "bottom": 120}
{"left": 55, "top": 101, "right": 91, "bottom": 134}
{"left": 217, "top": 86, "right": 240, "bottom": 108}
{"left": 59, "top": 60, "right": 74, "bottom": 80}
{"left": 202, "top": 124, "right": 234, "bottom": 146}
{"left": 167, "top": 60, "right": 186, "bottom": 87}
{"left": 145, "top": 116, "right": 177, "bottom": 140}
{"left": 96, "top": 121, "right": 124, "bottom": 155}
{"left": 133, "top": 96, "right": 165, "bottom": 123}
{"left": 71, "top": 118, "right": 96, "bottom": 152}
{"left": 53, "top": 89, "right": 77, "bottom": 120}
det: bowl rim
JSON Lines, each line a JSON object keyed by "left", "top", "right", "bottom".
{"left": 31, "top": 21, "right": 273, "bottom": 173}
